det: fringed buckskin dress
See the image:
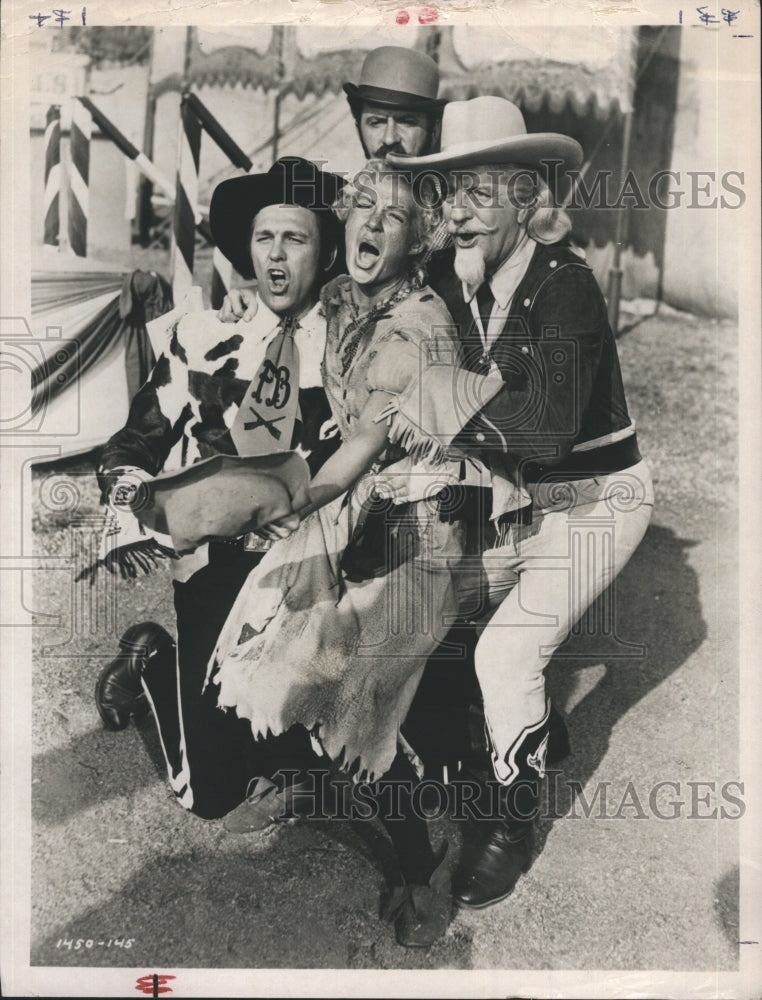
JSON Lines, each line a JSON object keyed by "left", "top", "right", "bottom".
{"left": 207, "top": 275, "right": 464, "bottom": 781}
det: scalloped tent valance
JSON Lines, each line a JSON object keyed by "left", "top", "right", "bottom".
{"left": 176, "top": 26, "right": 636, "bottom": 119}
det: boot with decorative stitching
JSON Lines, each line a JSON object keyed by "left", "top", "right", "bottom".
{"left": 454, "top": 706, "right": 551, "bottom": 910}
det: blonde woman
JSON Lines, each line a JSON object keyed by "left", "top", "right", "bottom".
{"left": 208, "top": 163, "right": 466, "bottom": 947}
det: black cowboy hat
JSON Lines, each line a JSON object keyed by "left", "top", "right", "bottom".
{"left": 209, "top": 156, "right": 346, "bottom": 280}
{"left": 343, "top": 46, "right": 447, "bottom": 113}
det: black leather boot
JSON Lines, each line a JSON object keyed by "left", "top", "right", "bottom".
{"left": 460, "top": 699, "right": 569, "bottom": 779}
{"left": 453, "top": 708, "right": 550, "bottom": 910}
{"left": 95, "top": 622, "right": 175, "bottom": 731}
{"left": 453, "top": 817, "right": 534, "bottom": 910}
{"left": 547, "top": 702, "right": 570, "bottom": 764}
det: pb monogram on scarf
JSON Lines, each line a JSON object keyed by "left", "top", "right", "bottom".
{"left": 230, "top": 315, "right": 300, "bottom": 456}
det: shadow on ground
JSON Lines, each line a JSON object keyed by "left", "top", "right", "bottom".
{"left": 32, "top": 820, "right": 473, "bottom": 970}
{"left": 544, "top": 521, "right": 707, "bottom": 807}
{"left": 31, "top": 521, "right": 717, "bottom": 969}
{"left": 32, "top": 718, "right": 166, "bottom": 827}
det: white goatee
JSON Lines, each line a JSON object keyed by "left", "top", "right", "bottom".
{"left": 453, "top": 245, "right": 487, "bottom": 289}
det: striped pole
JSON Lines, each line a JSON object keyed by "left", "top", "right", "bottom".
{"left": 68, "top": 98, "right": 91, "bottom": 256}
{"left": 210, "top": 249, "right": 233, "bottom": 310}
{"left": 183, "top": 92, "right": 254, "bottom": 308}
{"left": 77, "top": 96, "right": 177, "bottom": 201}
{"left": 183, "top": 92, "right": 253, "bottom": 172}
{"left": 44, "top": 105, "right": 62, "bottom": 247}
{"left": 171, "top": 96, "right": 202, "bottom": 303}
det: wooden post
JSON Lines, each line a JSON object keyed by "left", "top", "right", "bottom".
{"left": 607, "top": 109, "right": 633, "bottom": 336}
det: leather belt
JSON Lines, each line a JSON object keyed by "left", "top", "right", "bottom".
{"left": 497, "top": 433, "right": 642, "bottom": 528}
{"left": 208, "top": 534, "right": 264, "bottom": 559}
{"left": 521, "top": 433, "right": 641, "bottom": 484}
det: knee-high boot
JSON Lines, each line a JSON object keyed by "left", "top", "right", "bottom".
{"left": 453, "top": 704, "right": 551, "bottom": 910}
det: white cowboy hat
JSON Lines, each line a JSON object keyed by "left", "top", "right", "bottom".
{"left": 387, "top": 96, "right": 583, "bottom": 171}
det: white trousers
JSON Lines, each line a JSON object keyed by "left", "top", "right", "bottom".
{"left": 454, "top": 461, "right": 654, "bottom": 782}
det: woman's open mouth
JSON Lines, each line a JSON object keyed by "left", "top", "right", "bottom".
{"left": 355, "top": 239, "right": 381, "bottom": 269}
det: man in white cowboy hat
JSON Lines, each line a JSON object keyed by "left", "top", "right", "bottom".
{"left": 384, "top": 96, "right": 654, "bottom": 909}
{"left": 94, "top": 158, "right": 346, "bottom": 823}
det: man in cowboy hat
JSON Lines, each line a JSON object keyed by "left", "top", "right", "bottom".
{"left": 384, "top": 96, "right": 654, "bottom": 908}
{"left": 94, "top": 157, "right": 345, "bottom": 822}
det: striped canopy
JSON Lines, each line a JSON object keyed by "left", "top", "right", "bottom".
{"left": 179, "top": 25, "right": 637, "bottom": 119}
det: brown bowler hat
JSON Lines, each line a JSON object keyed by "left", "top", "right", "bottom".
{"left": 343, "top": 46, "right": 447, "bottom": 112}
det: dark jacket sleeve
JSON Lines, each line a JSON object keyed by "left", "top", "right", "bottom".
{"left": 96, "top": 352, "right": 190, "bottom": 497}
{"left": 453, "top": 263, "right": 606, "bottom": 465}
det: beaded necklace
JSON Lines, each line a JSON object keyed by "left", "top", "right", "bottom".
{"left": 336, "top": 274, "right": 420, "bottom": 379}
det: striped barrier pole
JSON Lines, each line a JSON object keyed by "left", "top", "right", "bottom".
{"left": 171, "top": 96, "right": 202, "bottom": 304}
{"left": 68, "top": 97, "right": 91, "bottom": 256}
{"left": 210, "top": 249, "right": 233, "bottom": 311}
{"left": 183, "top": 92, "right": 253, "bottom": 172}
{"left": 77, "top": 96, "right": 177, "bottom": 202}
{"left": 182, "top": 92, "right": 255, "bottom": 309}
{"left": 44, "top": 105, "right": 62, "bottom": 247}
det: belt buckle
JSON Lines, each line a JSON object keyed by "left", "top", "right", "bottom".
{"left": 242, "top": 532, "right": 261, "bottom": 552}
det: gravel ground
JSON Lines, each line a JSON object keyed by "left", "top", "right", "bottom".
{"left": 28, "top": 308, "right": 740, "bottom": 980}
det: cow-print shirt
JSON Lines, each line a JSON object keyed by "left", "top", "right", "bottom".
{"left": 98, "top": 301, "right": 341, "bottom": 496}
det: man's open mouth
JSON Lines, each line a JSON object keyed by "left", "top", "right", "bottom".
{"left": 356, "top": 239, "right": 381, "bottom": 269}
{"left": 267, "top": 268, "right": 289, "bottom": 292}
{"left": 453, "top": 232, "right": 481, "bottom": 249}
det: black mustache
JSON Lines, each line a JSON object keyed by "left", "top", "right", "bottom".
{"left": 375, "top": 142, "right": 406, "bottom": 158}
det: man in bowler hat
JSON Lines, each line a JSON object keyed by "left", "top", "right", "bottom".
{"left": 343, "top": 44, "right": 446, "bottom": 160}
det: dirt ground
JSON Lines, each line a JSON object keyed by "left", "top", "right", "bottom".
{"left": 27, "top": 306, "right": 741, "bottom": 981}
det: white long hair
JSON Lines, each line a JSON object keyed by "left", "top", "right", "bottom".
{"left": 507, "top": 166, "right": 572, "bottom": 244}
